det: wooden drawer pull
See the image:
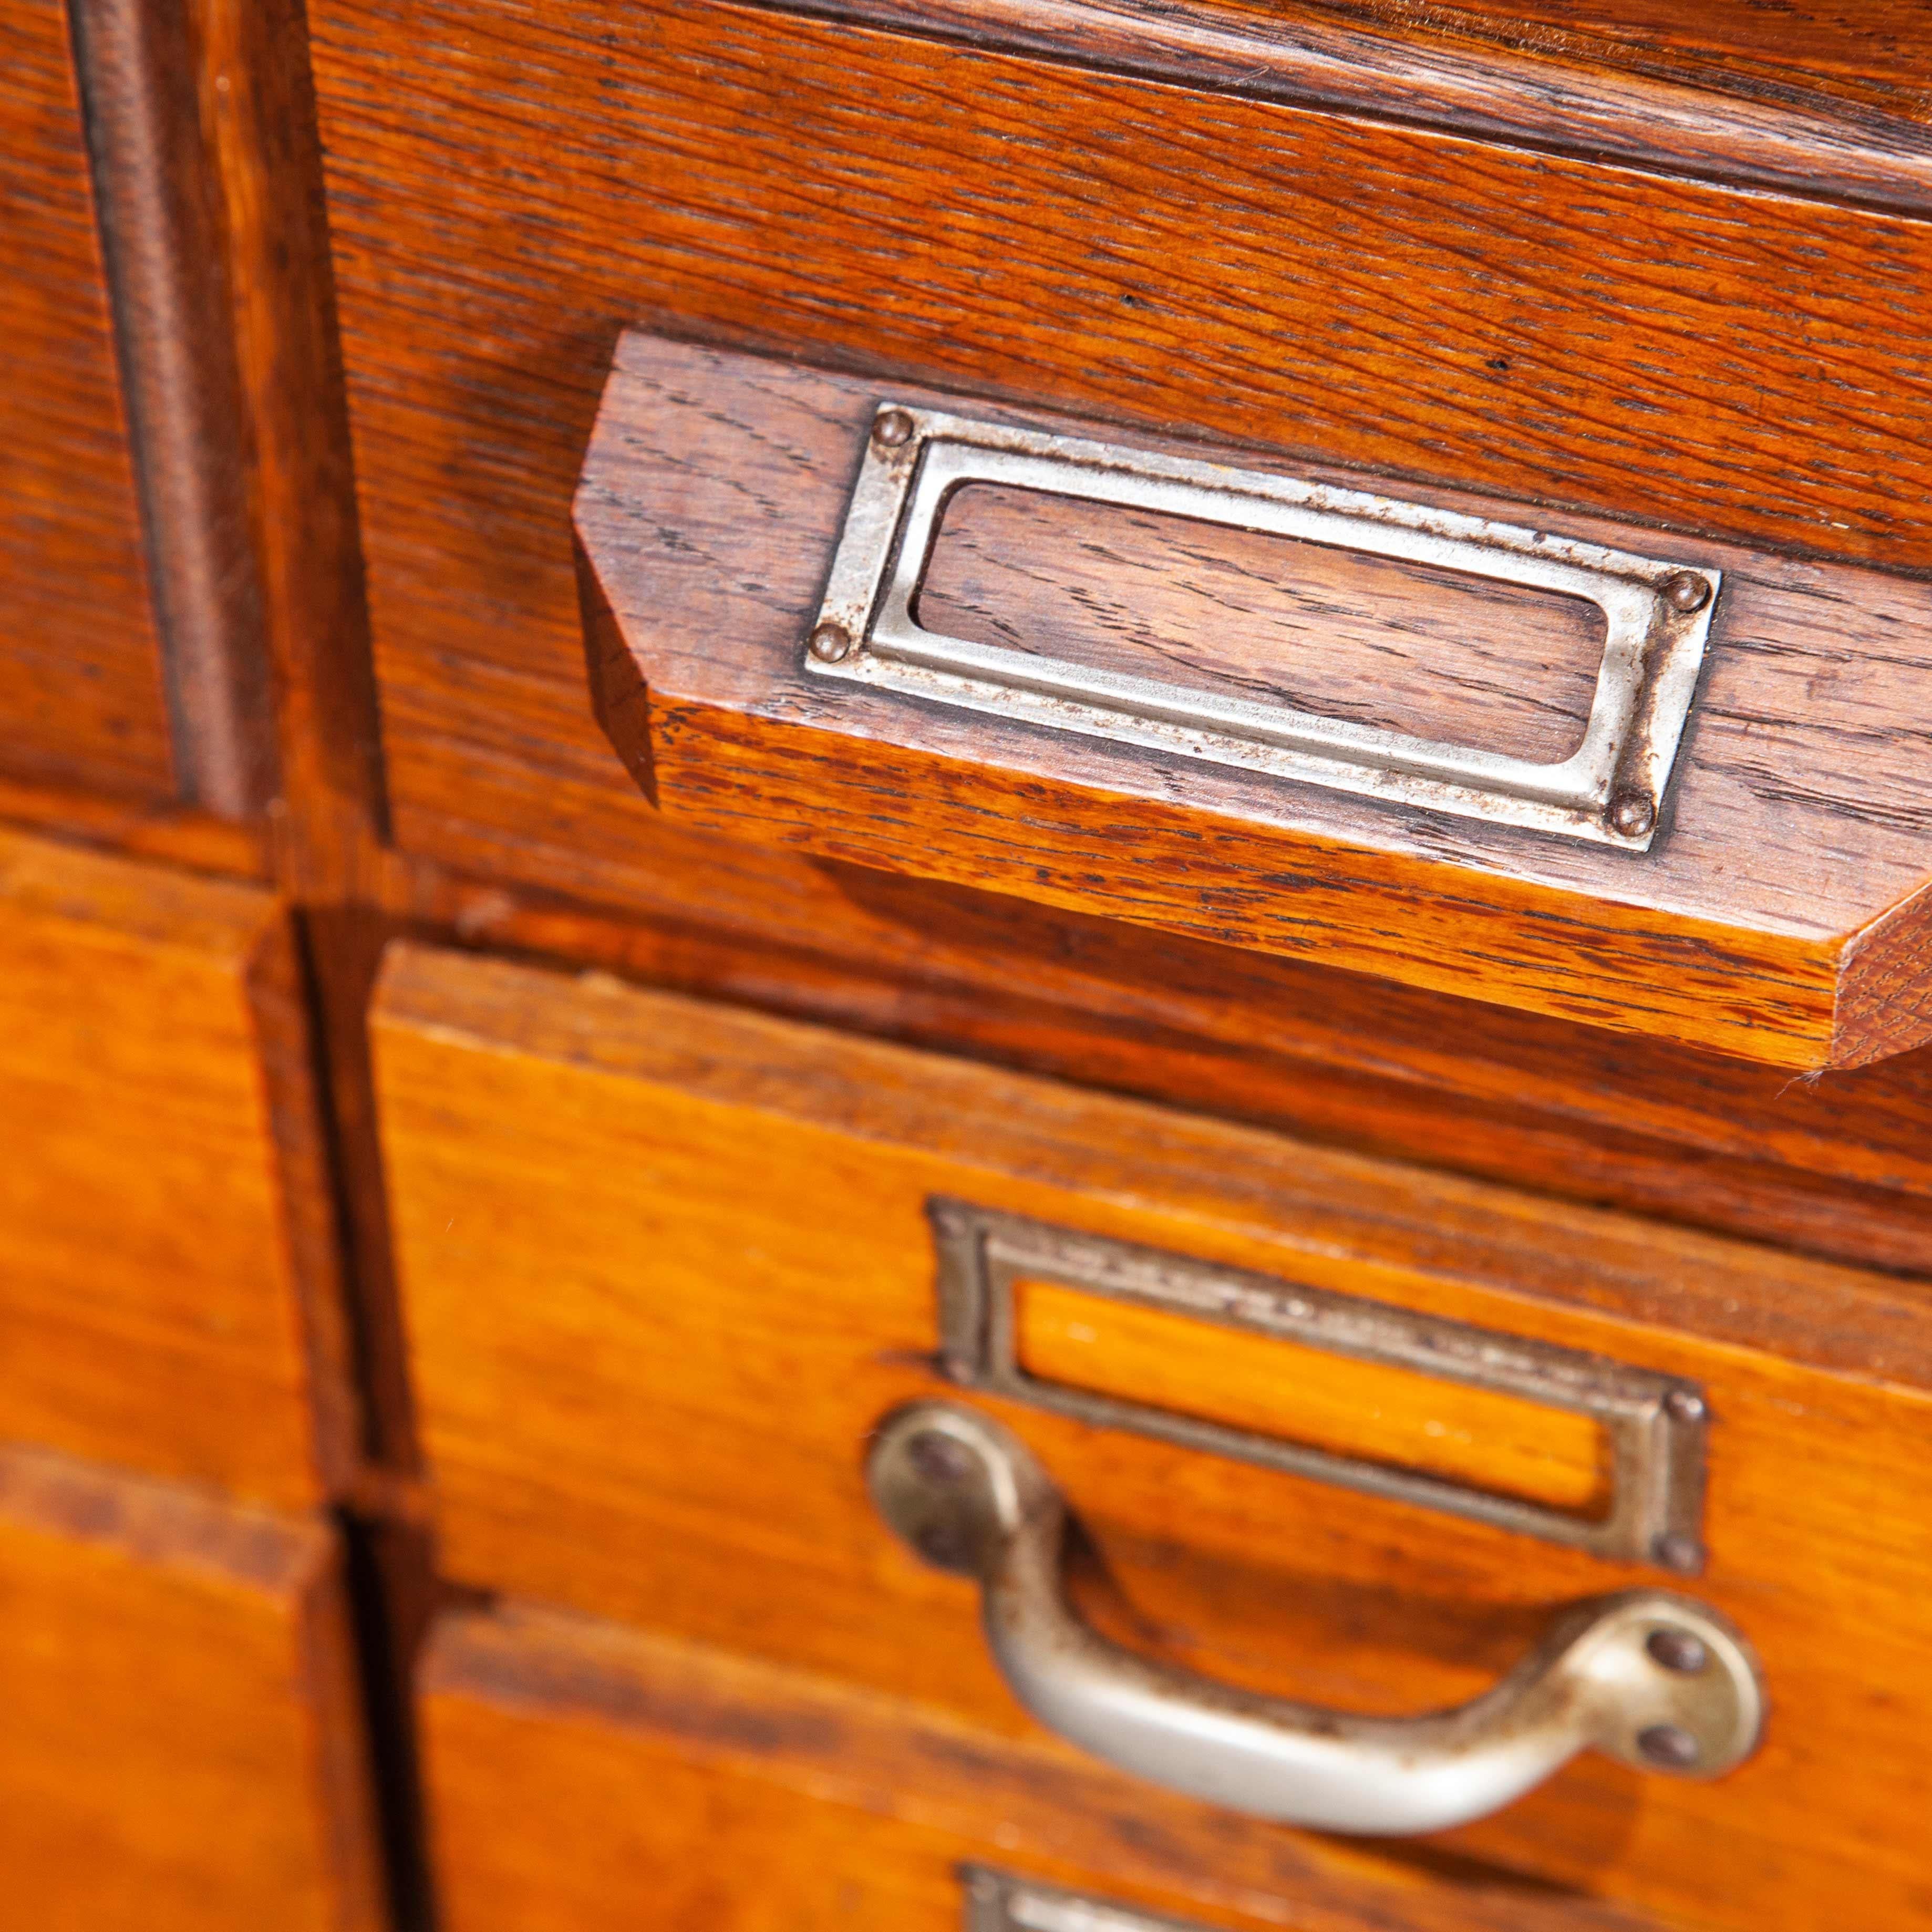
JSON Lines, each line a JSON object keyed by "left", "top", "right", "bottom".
{"left": 580, "top": 333, "right": 1932, "bottom": 1068}
{"left": 869, "top": 1401, "right": 1764, "bottom": 1836}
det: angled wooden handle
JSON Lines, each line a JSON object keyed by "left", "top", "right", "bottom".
{"left": 577, "top": 329, "right": 1932, "bottom": 1069}
{"left": 867, "top": 1402, "right": 1764, "bottom": 1836}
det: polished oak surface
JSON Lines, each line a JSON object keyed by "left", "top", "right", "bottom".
{"left": 760, "top": 0, "right": 1932, "bottom": 213}
{"left": 1324, "top": 0, "right": 1932, "bottom": 113}
{"left": 375, "top": 941, "right": 1932, "bottom": 1932}
{"left": 0, "top": 0, "right": 174, "bottom": 803}
{"left": 301, "top": 0, "right": 1932, "bottom": 1071}
{"left": 0, "top": 826, "right": 358, "bottom": 1506}
{"left": 918, "top": 481, "right": 1608, "bottom": 766}
{"left": 5, "top": 0, "right": 1931, "bottom": 1922}
{"left": 309, "top": 0, "right": 1932, "bottom": 576}
{"left": 0, "top": 1442, "right": 384, "bottom": 1930}
{"left": 422, "top": 1598, "right": 1669, "bottom": 1932}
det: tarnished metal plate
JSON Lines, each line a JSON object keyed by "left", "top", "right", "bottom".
{"left": 928, "top": 1198, "right": 1709, "bottom": 1570}
{"left": 805, "top": 405, "right": 1720, "bottom": 847}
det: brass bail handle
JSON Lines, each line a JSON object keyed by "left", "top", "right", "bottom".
{"left": 867, "top": 1400, "right": 1765, "bottom": 1837}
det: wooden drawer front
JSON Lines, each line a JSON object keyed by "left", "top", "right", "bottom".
{"left": 422, "top": 1598, "right": 1662, "bottom": 1932}
{"left": 0, "top": 1, "right": 174, "bottom": 805}
{"left": 375, "top": 941, "right": 1932, "bottom": 1932}
{"left": 0, "top": 1442, "right": 384, "bottom": 1930}
{"left": 307, "top": 0, "right": 1932, "bottom": 949}
{"left": 0, "top": 829, "right": 355, "bottom": 1506}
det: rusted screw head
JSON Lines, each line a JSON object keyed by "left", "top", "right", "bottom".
{"left": 905, "top": 1429, "right": 976, "bottom": 1487}
{"left": 1661, "top": 571, "right": 1711, "bottom": 615}
{"left": 807, "top": 621, "right": 854, "bottom": 663}
{"left": 872, "top": 408, "right": 915, "bottom": 449}
{"left": 1663, "top": 1387, "right": 1707, "bottom": 1423}
{"left": 1646, "top": 1626, "right": 1710, "bottom": 1675}
{"left": 1609, "top": 792, "right": 1656, "bottom": 839}
{"left": 1652, "top": 1531, "right": 1703, "bottom": 1574}
{"left": 1637, "top": 1723, "right": 1701, "bottom": 1770}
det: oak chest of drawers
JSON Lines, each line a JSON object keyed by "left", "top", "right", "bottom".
{"left": 5, "top": 1, "right": 1932, "bottom": 1927}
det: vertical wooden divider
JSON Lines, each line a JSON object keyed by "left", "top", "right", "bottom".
{"left": 183, "top": 2, "right": 435, "bottom": 1924}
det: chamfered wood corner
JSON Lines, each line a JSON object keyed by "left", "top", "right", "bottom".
{"left": 576, "top": 329, "right": 1932, "bottom": 1073}
{"left": 1833, "top": 878, "right": 1932, "bottom": 1068}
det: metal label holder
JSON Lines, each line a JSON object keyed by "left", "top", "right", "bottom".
{"left": 928, "top": 1199, "right": 1709, "bottom": 1571}
{"left": 805, "top": 404, "right": 1720, "bottom": 847}
{"left": 962, "top": 1867, "right": 1222, "bottom": 1932}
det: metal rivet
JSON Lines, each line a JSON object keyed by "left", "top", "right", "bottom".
{"left": 905, "top": 1429, "right": 975, "bottom": 1486}
{"left": 1652, "top": 1531, "right": 1703, "bottom": 1573}
{"left": 1637, "top": 1723, "right": 1701, "bottom": 1770}
{"left": 1662, "top": 571, "right": 1711, "bottom": 614}
{"left": 1646, "top": 1626, "right": 1710, "bottom": 1675}
{"left": 1664, "top": 1387, "right": 1707, "bottom": 1423}
{"left": 807, "top": 621, "right": 854, "bottom": 663}
{"left": 872, "top": 409, "right": 915, "bottom": 449}
{"left": 1608, "top": 792, "right": 1656, "bottom": 839}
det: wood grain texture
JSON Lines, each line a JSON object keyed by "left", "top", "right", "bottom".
{"left": 190, "top": 0, "right": 388, "bottom": 894}
{"left": 307, "top": 0, "right": 1932, "bottom": 576}
{"left": 422, "top": 1600, "right": 1666, "bottom": 1932}
{"left": 1014, "top": 1277, "right": 1611, "bottom": 1515}
{"left": 1836, "top": 875, "right": 1932, "bottom": 1065}
{"left": 1324, "top": 0, "right": 1932, "bottom": 115}
{"left": 0, "top": 1441, "right": 385, "bottom": 1931}
{"left": 0, "top": 826, "right": 360, "bottom": 1506}
{"left": 303, "top": 0, "right": 1932, "bottom": 1061}
{"left": 921, "top": 484, "right": 1606, "bottom": 765}
{"left": 369, "top": 849, "right": 1932, "bottom": 1285}
{"left": 0, "top": 769, "right": 269, "bottom": 878}
{"left": 581, "top": 333, "right": 1932, "bottom": 1069}
{"left": 372, "top": 942, "right": 1932, "bottom": 1382}
{"left": 0, "top": 0, "right": 175, "bottom": 803}
{"left": 374, "top": 942, "right": 1932, "bottom": 1932}
{"left": 67, "top": 0, "right": 278, "bottom": 817}
{"left": 751, "top": 0, "right": 1932, "bottom": 215}
{"left": 187, "top": 0, "right": 421, "bottom": 1475}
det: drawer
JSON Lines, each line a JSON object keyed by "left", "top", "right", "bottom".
{"left": 0, "top": 827, "right": 356, "bottom": 1505}
{"left": 374, "top": 941, "right": 1932, "bottom": 1931}
{"left": 308, "top": 0, "right": 1932, "bottom": 1070}
{"left": 421, "top": 1597, "right": 1664, "bottom": 1932}
{"left": 0, "top": 2, "right": 175, "bottom": 805}
{"left": 0, "top": 1440, "right": 384, "bottom": 1929}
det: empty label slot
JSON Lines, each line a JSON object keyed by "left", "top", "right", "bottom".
{"left": 1013, "top": 1275, "right": 1613, "bottom": 1518}
{"left": 919, "top": 483, "right": 1607, "bottom": 764}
